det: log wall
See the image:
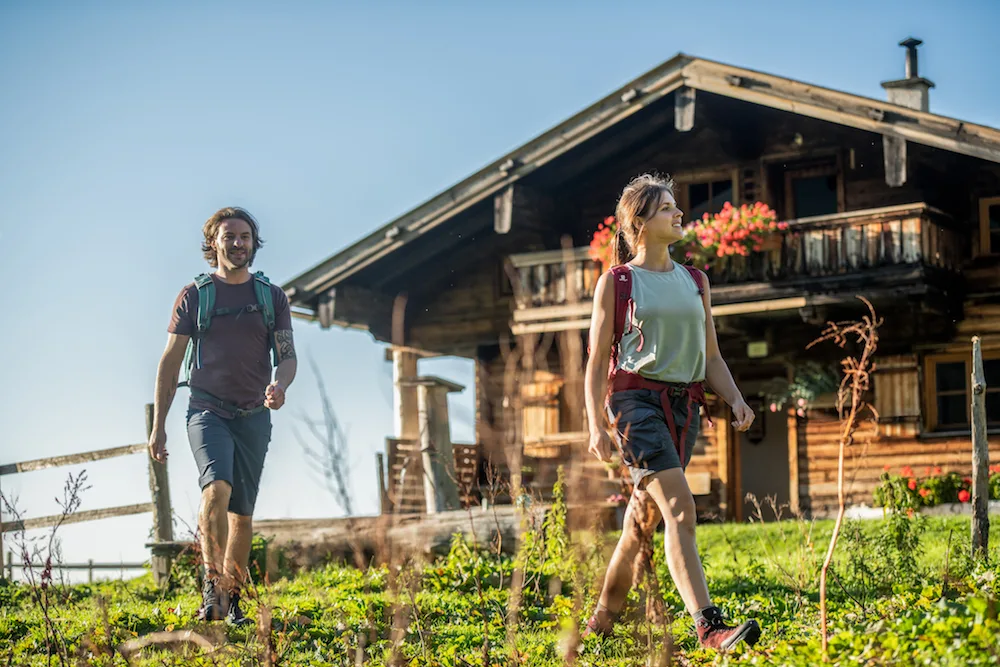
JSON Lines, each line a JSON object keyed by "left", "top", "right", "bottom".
{"left": 796, "top": 411, "right": 1000, "bottom": 517}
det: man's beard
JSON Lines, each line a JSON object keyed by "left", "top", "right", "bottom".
{"left": 224, "top": 248, "right": 249, "bottom": 268}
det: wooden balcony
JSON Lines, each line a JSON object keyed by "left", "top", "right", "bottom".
{"left": 508, "top": 203, "right": 964, "bottom": 334}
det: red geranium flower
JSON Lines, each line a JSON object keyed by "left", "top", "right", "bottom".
{"left": 958, "top": 489, "right": 971, "bottom": 503}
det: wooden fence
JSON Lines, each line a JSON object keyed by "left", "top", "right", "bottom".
{"left": 4, "top": 553, "right": 147, "bottom": 583}
{"left": 0, "top": 404, "right": 177, "bottom": 588}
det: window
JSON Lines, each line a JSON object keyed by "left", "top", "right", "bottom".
{"left": 784, "top": 164, "right": 843, "bottom": 219}
{"left": 687, "top": 179, "right": 734, "bottom": 221}
{"left": 924, "top": 352, "right": 1000, "bottom": 431}
{"left": 979, "top": 196, "right": 1000, "bottom": 255}
{"left": 675, "top": 169, "right": 739, "bottom": 221}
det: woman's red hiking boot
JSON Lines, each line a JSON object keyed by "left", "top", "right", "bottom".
{"left": 694, "top": 606, "right": 761, "bottom": 652}
{"left": 580, "top": 604, "right": 617, "bottom": 640}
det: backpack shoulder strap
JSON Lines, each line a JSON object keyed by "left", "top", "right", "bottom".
{"left": 181, "top": 274, "right": 215, "bottom": 387}
{"left": 252, "top": 271, "right": 276, "bottom": 331}
{"left": 252, "top": 271, "right": 279, "bottom": 367}
{"left": 610, "top": 264, "right": 633, "bottom": 349}
{"left": 193, "top": 273, "right": 215, "bottom": 333}
{"left": 683, "top": 264, "right": 705, "bottom": 295}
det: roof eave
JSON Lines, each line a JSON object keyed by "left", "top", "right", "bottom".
{"left": 283, "top": 54, "right": 1000, "bottom": 308}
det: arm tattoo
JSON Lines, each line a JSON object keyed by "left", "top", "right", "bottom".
{"left": 274, "top": 329, "right": 296, "bottom": 362}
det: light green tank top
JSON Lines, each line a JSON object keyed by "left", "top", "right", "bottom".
{"left": 615, "top": 263, "right": 707, "bottom": 383}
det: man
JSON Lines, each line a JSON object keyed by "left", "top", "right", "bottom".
{"left": 148, "top": 206, "right": 296, "bottom": 624}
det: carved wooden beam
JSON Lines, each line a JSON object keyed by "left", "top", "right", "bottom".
{"left": 494, "top": 185, "right": 514, "bottom": 234}
{"left": 883, "top": 135, "right": 907, "bottom": 187}
{"left": 493, "top": 184, "right": 555, "bottom": 235}
{"left": 316, "top": 285, "right": 394, "bottom": 337}
{"left": 675, "top": 86, "right": 696, "bottom": 132}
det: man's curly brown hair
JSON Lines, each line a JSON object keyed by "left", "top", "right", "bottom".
{"left": 201, "top": 206, "right": 265, "bottom": 268}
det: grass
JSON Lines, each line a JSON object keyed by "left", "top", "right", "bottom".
{"left": 2, "top": 512, "right": 999, "bottom": 666}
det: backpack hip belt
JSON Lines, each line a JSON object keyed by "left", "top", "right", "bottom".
{"left": 608, "top": 370, "right": 710, "bottom": 466}
{"left": 190, "top": 388, "right": 268, "bottom": 418}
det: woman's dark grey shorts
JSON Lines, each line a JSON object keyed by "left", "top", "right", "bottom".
{"left": 607, "top": 388, "right": 700, "bottom": 489}
{"left": 187, "top": 407, "right": 272, "bottom": 516}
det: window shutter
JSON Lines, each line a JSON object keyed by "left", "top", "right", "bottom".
{"left": 873, "top": 354, "right": 922, "bottom": 437}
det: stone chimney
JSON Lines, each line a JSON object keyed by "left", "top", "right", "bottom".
{"left": 880, "top": 37, "right": 934, "bottom": 112}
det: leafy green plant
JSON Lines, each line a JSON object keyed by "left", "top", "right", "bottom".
{"left": 759, "top": 361, "right": 842, "bottom": 415}
{"left": 873, "top": 465, "right": 1000, "bottom": 510}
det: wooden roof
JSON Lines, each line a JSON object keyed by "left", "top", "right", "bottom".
{"left": 283, "top": 52, "right": 1000, "bottom": 309}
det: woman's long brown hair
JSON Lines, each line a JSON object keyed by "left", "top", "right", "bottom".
{"left": 610, "top": 173, "right": 676, "bottom": 267}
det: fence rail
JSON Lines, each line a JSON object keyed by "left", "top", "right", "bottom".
{"left": 5, "top": 552, "right": 147, "bottom": 583}
{"left": 0, "top": 403, "right": 175, "bottom": 589}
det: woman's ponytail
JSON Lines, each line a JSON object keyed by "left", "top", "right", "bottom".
{"left": 611, "top": 227, "right": 633, "bottom": 267}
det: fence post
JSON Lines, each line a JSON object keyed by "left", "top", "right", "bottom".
{"left": 145, "top": 403, "right": 175, "bottom": 589}
{"left": 971, "top": 336, "right": 990, "bottom": 559}
{"left": 375, "top": 453, "right": 389, "bottom": 515}
{"left": 5, "top": 551, "right": 10, "bottom": 581}
{"left": 88, "top": 559, "right": 94, "bottom": 584}
{"left": 0, "top": 475, "right": 4, "bottom": 582}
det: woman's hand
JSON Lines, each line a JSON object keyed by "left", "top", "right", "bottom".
{"left": 731, "top": 398, "right": 756, "bottom": 432}
{"left": 588, "top": 429, "right": 613, "bottom": 463}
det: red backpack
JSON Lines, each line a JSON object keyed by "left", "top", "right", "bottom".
{"left": 607, "top": 263, "right": 705, "bottom": 378}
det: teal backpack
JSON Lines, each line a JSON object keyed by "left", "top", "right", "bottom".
{"left": 179, "top": 271, "right": 279, "bottom": 389}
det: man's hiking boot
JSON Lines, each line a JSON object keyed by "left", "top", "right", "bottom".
{"left": 226, "top": 589, "right": 251, "bottom": 627}
{"left": 196, "top": 576, "right": 226, "bottom": 621}
{"left": 695, "top": 606, "right": 761, "bottom": 652}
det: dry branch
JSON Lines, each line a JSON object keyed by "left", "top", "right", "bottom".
{"left": 806, "top": 297, "right": 881, "bottom": 659}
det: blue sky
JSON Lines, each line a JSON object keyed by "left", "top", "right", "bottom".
{"left": 1, "top": 0, "right": 998, "bottom": 579}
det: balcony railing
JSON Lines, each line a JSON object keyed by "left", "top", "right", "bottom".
{"left": 508, "top": 203, "right": 963, "bottom": 314}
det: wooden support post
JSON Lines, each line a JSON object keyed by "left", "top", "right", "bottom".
{"left": 392, "top": 347, "right": 420, "bottom": 441}
{"left": 413, "top": 378, "right": 464, "bottom": 514}
{"left": 145, "top": 403, "right": 174, "bottom": 589}
{"left": 971, "top": 336, "right": 990, "bottom": 558}
{"left": 88, "top": 559, "right": 94, "bottom": 584}
{"left": 559, "top": 235, "right": 585, "bottom": 433}
{"left": 788, "top": 407, "right": 801, "bottom": 516}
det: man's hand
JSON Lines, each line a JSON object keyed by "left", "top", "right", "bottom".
{"left": 731, "top": 398, "right": 756, "bottom": 432}
{"left": 148, "top": 428, "right": 168, "bottom": 463}
{"left": 588, "top": 429, "right": 613, "bottom": 463}
{"left": 264, "top": 381, "right": 286, "bottom": 410}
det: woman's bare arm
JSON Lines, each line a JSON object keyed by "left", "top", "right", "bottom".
{"left": 697, "top": 270, "right": 755, "bottom": 431}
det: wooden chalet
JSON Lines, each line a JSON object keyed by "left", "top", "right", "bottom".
{"left": 283, "top": 39, "right": 1000, "bottom": 522}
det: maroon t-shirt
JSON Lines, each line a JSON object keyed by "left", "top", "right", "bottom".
{"left": 168, "top": 273, "right": 292, "bottom": 415}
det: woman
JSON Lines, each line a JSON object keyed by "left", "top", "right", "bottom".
{"left": 582, "top": 173, "right": 761, "bottom": 652}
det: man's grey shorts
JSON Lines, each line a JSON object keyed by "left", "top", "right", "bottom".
{"left": 607, "top": 388, "right": 700, "bottom": 489}
{"left": 187, "top": 407, "right": 271, "bottom": 516}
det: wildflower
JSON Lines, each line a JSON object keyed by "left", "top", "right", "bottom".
{"left": 919, "top": 488, "right": 930, "bottom": 498}
{"left": 908, "top": 479, "right": 917, "bottom": 491}
{"left": 958, "top": 489, "right": 971, "bottom": 503}
{"left": 901, "top": 466, "right": 913, "bottom": 477}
